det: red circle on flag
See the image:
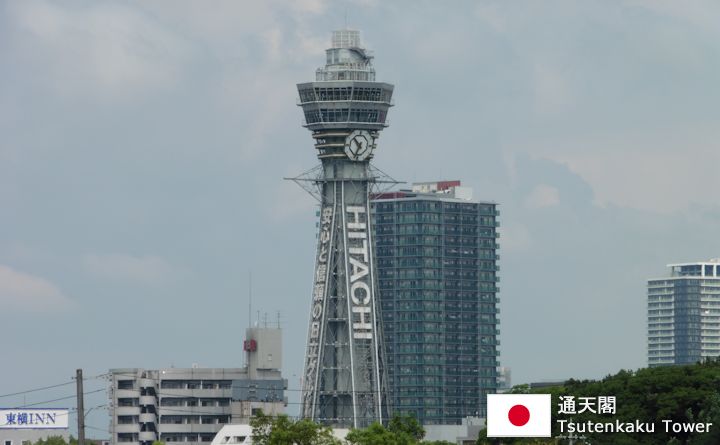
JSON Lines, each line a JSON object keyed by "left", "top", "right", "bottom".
{"left": 508, "top": 404, "right": 530, "bottom": 426}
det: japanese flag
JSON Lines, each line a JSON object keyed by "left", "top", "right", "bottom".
{"left": 487, "top": 394, "right": 552, "bottom": 437}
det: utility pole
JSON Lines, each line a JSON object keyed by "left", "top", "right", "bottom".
{"left": 76, "top": 369, "right": 85, "bottom": 445}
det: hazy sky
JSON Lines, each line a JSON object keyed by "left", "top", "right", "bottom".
{"left": 2, "top": 0, "right": 720, "bottom": 434}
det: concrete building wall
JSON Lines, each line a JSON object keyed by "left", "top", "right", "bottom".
{"left": 244, "top": 328, "right": 282, "bottom": 379}
{"left": 109, "top": 329, "right": 286, "bottom": 445}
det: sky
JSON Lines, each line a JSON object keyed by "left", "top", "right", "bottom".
{"left": 2, "top": 0, "right": 720, "bottom": 435}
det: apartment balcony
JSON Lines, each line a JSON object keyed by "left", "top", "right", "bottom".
{"left": 158, "top": 424, "right": 225, "bottom": 434}
{"left": 115, "top": 424, "right": 140, "bottom": 433}
{"left": 159, "top": 406, "right": 229, "bottom": 415}
{"left": 139, "top": 378, "right": 157, "bottom": 388}
{"left": 139, "top": 413, "right": 157, "bottom": 424}
{"left": 116, "top": 389, "right": 141, "bottom": 398}
{"left": 159, "top": 389, "right": 230, "bottom": 398}
{"left": 139, "top": 432, "right": 158, "bottom": 441}
{"left": 139, "top": 396, "right": 157, "bottom": 406}
{"left": 116, "top": 407, "right": 141, "bottom": 416}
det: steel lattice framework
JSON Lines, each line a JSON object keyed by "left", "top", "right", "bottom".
{"left": 295, "top": 30, "right": 394, "bottom": 428}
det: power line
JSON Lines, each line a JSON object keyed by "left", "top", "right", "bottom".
{"left": 0, "top": 381, "right": 75, "bottom": 399}
{"left": 0, "top": 373, "right": 111, "bottom": 400}
{"left": 12, "top": 388, "right": 106, "bottom": 409}
{"left": 85, "top": 425, "right": 108, "bottom": 433}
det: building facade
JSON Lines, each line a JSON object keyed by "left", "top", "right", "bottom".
{"left": 372, "top": 181, "right": 500, "bottom": 424}
{"left": 296, "top": 29, "right": 393, "bottom": 428}
{"left": 108, "top": 328, "right": 286, "bottom": 445}
{"left": 648, "top": 260, "right": 720, "bottom": 367}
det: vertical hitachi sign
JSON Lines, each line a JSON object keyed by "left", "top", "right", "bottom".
{"left": 346, "top": 205, "right": 373, "bottom": 340}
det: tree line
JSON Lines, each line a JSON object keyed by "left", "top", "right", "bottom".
{"left": 478, "top": 358, "right": 720, "bottom": 444}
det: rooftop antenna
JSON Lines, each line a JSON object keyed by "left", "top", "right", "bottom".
{"left": 248, "top": 270, "right": 252, "bottom": 330}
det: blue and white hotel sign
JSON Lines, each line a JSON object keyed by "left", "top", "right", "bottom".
{"left": 0, "top": 409, "right": 69, "bottom": 429}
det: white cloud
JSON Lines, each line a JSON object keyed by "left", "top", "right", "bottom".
{"left": 499, "top": 223, "right": 532, "bottom": 252}
{"left": 6, "top": 1, "right": 196, "bottom": 99}
{"left": 474, "top": 2, "right": 507, "bottom": 32}
{"left": 83, "top": 253, "right": 180, "bottom": 286}
{"left": 289, "top": 0, "right": 328, "bottom": 15}
{"left": 0, "top": 265, "right": 72, "bottom": 312}
{"left": 632, "top": 0, "right": 720, "bottom": 33}
{"left": 560, "top": 149, "right": 720, "bottom": 213}
{"left": 524, "top": 184, "right": 560, "bottom": 209}
{"left": 532, "top": 62, "right": 574, "bottom": 115}
{"left": 533, "top": 122, "right": 720, "bottom": 213}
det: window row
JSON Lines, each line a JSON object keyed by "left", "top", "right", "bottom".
{"left": 304, "top": 109, "right": 385, "bottom": 124}
{"left": 298, "top": 87, "right": 391, "bottom": 103}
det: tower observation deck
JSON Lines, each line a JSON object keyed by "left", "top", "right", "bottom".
{"left": 297, "top": 30, "right": 393, "bottom": 428}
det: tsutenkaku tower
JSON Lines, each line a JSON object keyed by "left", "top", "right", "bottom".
{"left": 296, "top": 30, "right": 393, "bottom": 428}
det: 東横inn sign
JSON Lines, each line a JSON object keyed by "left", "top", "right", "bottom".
{"left": 0, "top": 409, "right": 69, "bottom": 429}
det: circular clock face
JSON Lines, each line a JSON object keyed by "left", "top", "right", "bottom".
{"left": 344, "top": 130, "right": 374, "bottom": 161}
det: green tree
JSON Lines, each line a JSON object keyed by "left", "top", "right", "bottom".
{"left": 388, "top": 415, "right": 425, "bottom": 442}
{"left": 508, "top": 384, "right": 531, "bottom": 395}
{"left": 475, "top": 428, "right": 554, "bottom": 445}
{"left": 250, "top": 410, "right": 339, "bottom": 445}
{"left": 344, "top": 414, "right": 429, "bottom": 445}
{"left": 33, "top": 437, "right": 68, "bottom": 445}
{"left": 345, "top": 422, "right": 415, "bottom": 445}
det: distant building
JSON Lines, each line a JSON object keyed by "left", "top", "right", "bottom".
{"left": 0, "top": 409, "right": 70, "bottom": 445}
{"left": 496, "top": 367, "right": 511, "bottom": 392}
{"left": 648, "top": 260, "right": 720, "bottom": 367}
{"left": 372, "top": 181, "right": 500, "bottom": 425}
{"left": 108, "top": 327, "right": 286, "bottom": 445}
{"left": 527, "top": 381, "right": 566, "bottom": 390}
{"left": 423, "top": 417, "right": 486, "bottom": 445}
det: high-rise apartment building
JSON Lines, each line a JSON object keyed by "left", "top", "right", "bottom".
{"left": 108, "top": 327, "right": 286, "bottom": 445}
{"left": 648, "top": 260, "right": 720, "bottom": 367}
{"left": 372, "top": 181, "right": 500, "bottom": 424}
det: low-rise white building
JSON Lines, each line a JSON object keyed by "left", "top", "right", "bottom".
{"left": 211, "top": 425, "right": 252, "bottom": 445}
{"left": 109, "top": 327, "right": 286, "bottom": 445}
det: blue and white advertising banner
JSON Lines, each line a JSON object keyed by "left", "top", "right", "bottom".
{"left": 0, "top": 409, "right": 69, "bottom": 429}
